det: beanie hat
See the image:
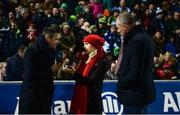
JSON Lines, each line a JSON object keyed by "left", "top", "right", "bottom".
{"left": 89, "top": 25, "right": 97, "bottom": 32}
{"left": 69, "top": 15, "right": 77, "bottom": 22}
{"left": 60, "top": 3, "right": 68, "bottom": 10}
{"left": 83, "top": 34, "right": 105, "bottom": 49}
{"left": 103, "top": 9, "right": 110, "bottom": 17}
{"left": 156, "top": 7, "right": 163, "bottom": 15}
{"left": 98, "top": 16, "right": 107, "bottom": 24}
{"left": 111, "top": 21, "right": 116, "bottom": 27}
{"left": 113, "top": 47, "right": 120, "bottom": 57}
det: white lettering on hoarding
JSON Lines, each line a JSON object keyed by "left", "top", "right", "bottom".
{"left": 102, "top": 92, "right": 123, "bottom": 115}
{"left": 175, "top": 92, "right": 180, "bottom": 110}
{"left": 54, "top": 100, "right": 71, "bottom": 114}
{"left": 163, "top": 92, "right": 180, "bottom": 112}
{"left": 14, "top": 92, "right": 123, "bottom": 114}
{"left": 14, "top": 97, "right": 19, "bottom": 115}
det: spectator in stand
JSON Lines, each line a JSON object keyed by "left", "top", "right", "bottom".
{"left": 6, "top": 19, "right": 24, "bottom": 57}
{"left": 148, "top": 7, "right": 168, "bottom": 38}
{"left": 46, "top": 7, "right": 63, "bottom": 27}
{"left": 74, "top": 0, "right": 86, "bottom": 18}
{"left": 172, "top": 9, "right": 180, "bottom": 57}
{"left": 132, "top": 3, "right": 144, "bottom": 24}
{"left": 83, "top": 6, "right": 95, "bottom": 24}
{"left": 131, "top": 9, "right": 142, "bottom": 26}
{"left": 42, "top": 0, "right": 54, "bottom": 15}
{"left": 133, "top": 3, "right": 143, "bottom": 16}
{"left": 73, "top": 17, "right": 89, "bottom": 54}
{"left": 97, "top": 16, "right": 108, "bottom": 37}
{"left": 107, "top": 8, "right": 119, "bottom": 26}
{"left": 170, "top": 8, "right": 180, "bottom": 35}
{"left": 59, "top": 22, "right": 76, "bottom": 63}
{"left": 8, "top": 12, "right": 15, "bottom": 21}
{"left": 153, "top": 56, "right": 161, "bottom": 79}
{"left": 0, "top": 62, "right": 7, "bottom": 81}
{"left": 68, "top": 15, "right": 78, "bottom": 28}
{"left": 56, "top": 51, "right": 72, "bottom": 80}
{"left": 117, "top": 0, "right": 131, "bottom": 13}
{"left": 153, "top": 30, "right": 165, "bottom": 57}
{"left": 165, "top": 11, "right": 175, "bottom": 36}
{"left": 146, "top": 2, "right": 156, "bottom": 21}
{"left": 175, "top": 34, "right": 180, "bottom": 57}
{"left": 73, "top": 17, "right": 86, "bottom": 37}
{"left": 64, "top": 0, "right": 78, "bottom": 15}
{"left": 81, "top": 21, "right": 91, "bottom": 33}
{"left": 16, "top": 7, "right": 31, "bottom": 45}
{"left": 59, "top": 3, "right": 69, "bottom": 22}
{"left": 156, "top": 52, "right": 177, "bottom": 80}
{"left": 5, "top": 45, "right": 26, "bottom": 81}
{"left": 105, "top": 61, "right": 117, "bottom": 80}
{"left": 0, "top": 7, "right": 10, "bottom": 61}
{"left": 89, "top": 24, "right": 98, "bottom": 34}
{"left": 26, "top": 23, "right": 38, "bottom": 45}
{"left": 104, "top": 22, "right": 121, "bottom": 53}
{"left": 31, "top": 2, "right": 46, "bottom": 33}
{"left": 43, "top": 3, "right": 52, "bottom": 19}
{"left": 90, "top": 0, "right": 103, "bottom": 20}
{"left": 164, "top": 35, "right": 177, "bottom": 57}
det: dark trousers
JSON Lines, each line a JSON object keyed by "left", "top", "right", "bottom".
{"left": 19, "top": 88, "right": 53, "bottom": 114}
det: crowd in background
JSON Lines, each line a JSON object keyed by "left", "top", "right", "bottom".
{"left": 0, "top": 0, "right": 179, "bottom": 81}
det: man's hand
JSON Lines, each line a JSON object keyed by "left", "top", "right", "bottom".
{"left": 62, "top": 63, "right": 76, "bottom": 74}
{"left": 51, "top": 62, "right": 61, "bottom": 74}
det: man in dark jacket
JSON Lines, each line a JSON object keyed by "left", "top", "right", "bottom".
{"left": 115, "top": 13, "right": 156, "bottom": 114}
{"left": 5, "top": 45, "right": 26, "bottom": 81}
{"left": 19, "top": 25, "right": 61, "bottom": 114}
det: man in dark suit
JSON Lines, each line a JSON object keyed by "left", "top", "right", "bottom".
{"left": 19, "top": 25, "right": 61, "bottom": 114}
{"left": 115, "top": 13, "right": 156, "bottom": 114}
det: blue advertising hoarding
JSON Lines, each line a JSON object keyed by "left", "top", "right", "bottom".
{"left": 0, "top": 80, "right": 180, "bottom": 114}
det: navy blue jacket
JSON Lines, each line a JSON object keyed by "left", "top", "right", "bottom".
{"left": 116, "top": 25, "right": 156, "bottom": 106}
{"left": 5, "top": 53, "right": 23, "bottom": 81}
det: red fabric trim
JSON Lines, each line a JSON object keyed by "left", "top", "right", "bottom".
{"left": 70, "top": 83, "right": 87, "bottom": 114}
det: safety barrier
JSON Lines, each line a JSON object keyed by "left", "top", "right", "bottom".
{"left": 0, "top": 80, "right": 180, "bottom": 114}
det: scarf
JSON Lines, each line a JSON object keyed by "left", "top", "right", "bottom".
{"left": 70, "top": 48, "right": 104, "bottom": 114}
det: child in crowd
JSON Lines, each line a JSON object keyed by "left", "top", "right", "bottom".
{"left": 155, "top": 52, "right": 177, "bottom": 79}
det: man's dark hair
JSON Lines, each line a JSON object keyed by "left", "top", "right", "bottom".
{"left": 18, "top": 45, "right": 26, "bottom": 51}
{"left": 43, "top": 25, "right": 60, "bottom": 38}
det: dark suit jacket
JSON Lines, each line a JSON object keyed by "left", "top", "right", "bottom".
{"left": 19, "top": 35, "right": 55, "bottom": 114}
{"left": 116, "top": 25, "right": 156, "bottom": 106}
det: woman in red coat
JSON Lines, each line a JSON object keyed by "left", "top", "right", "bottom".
{"left": 69, "top": 34, "right": 109, "bottom": 114}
